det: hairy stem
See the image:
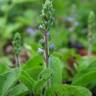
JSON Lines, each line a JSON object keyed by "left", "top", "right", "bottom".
{"left": 44, "top": 31, "right": 49, "bottom": 67}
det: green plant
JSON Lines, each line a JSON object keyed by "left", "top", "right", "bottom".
{"left": 72, "top": 11, "right": 96, "bottom": 89}
{"left": 88, "top": 11, "right": 95, "bottom": 56}
{"left": 40, "top": 0, "right": 54, "bottom": 67}
{"left": 12, "top": 32, "right": 22, "bottom": 67}
{"left": 0, "top": 1, "right": 95, "bottom": 96}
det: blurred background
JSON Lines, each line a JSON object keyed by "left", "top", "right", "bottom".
{"left": 0, "top": 0, "right": 96, "bottom": 68}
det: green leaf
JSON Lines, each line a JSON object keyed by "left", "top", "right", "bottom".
{"left": 0, "top": 69, "right": 19, "bottom": 96}
{"left": 4, "top": 23, "right": 22, "bottom": 38}
{"left": 23, "top": 55, "right": 44, "bottom": 70}
{"left": 46, "top": 84, "right": 92, "bottom": 96}
{"left": 72, "top": 68, "right": 96, "bottom": 86}
{"left": 22, "top": 55, "right": 44, "bottom": 80}
{"left": 27, "top": 66, "right": 43, "bottom": 80}
{"left": 34, "top": 68, "right": 52, "bottom": 93}
{"left": 48, "top": 56, "right": 63, "bottom": 86}
{"left": 77, "top": 56, "right": 96, "bottom": 72}
{"left": 19, "top": 70, "right": 36, "bottom": 91}
{"left": 8, "top": 83, "right": 28, "bottom": 96}
{"left": 0, "top": 63, "right": 9, "bottom": 74}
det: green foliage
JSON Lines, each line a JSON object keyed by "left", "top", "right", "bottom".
{"left": 46, "top": 84, "right": 92, "bottom": 96}
{"left": 71, "top": 12, "right": 96, "bottom": 88}
{"left": 23, "top": 55, "right": 44, "bottom": 70}
{"left": 22, "top": 55, "right": 43, "bottom": 80}
{"left": 0, "top": 69, "right": 19, "bottom": 96}
{"left": 19, "top": 70, "right": 35, "bottom": 91}
{"left": 72, "top": 56, "right": 96, "bottom": 87}
{"left": 0, "top": 63, "right": 9, "bottom": 74}
{"left": 8, "top": 83, "right": 28, "bottom": 96}
{"left": 76, "top": 56, "right": 96, "bottom": 72}
{"left": 72, "top": 68, "right": 96, "bottom": 86}
{"left": 72, "top": 57, "right": 96, "bottom": 87}
{"left": 34, "top": 68, "right": 52, "bottom": 94}
{"left": 48, "top": 56, "right": 63, "bottom": 86}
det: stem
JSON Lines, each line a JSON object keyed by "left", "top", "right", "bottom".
{"left": 16, "top": 55, "right": 20, "bottom": 67}
{"left": 88, "top": 31, "right": 92, "bottom": 56}
{"left": 44, "top": 31, "right": 49, "bottom": 67}
{"left": 15, "top": 55, "right": 21, "bottom": 79}
{"left": 88, "top": 40, "right": 92, "bottom": 56}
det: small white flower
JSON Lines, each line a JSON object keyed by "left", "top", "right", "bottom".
{"left": 38, "top": 48, "right": 44, "bottom": 54}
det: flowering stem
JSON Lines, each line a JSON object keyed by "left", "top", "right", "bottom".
{"left": 40, "top": 0, "right": 54, "bottom": 67}
{"left": 12, "top": 32, "right": 22, "bottom": 69}
{"left": 44, "top": 31, "right": 49, "bottom": 67}
{"left": 88, "top": 32, "right": 92, "bottom": 56}
{"left": 88, "top": 11, "right": 95, "bottom": 57}
{"left": 40, "top": 0, "right": 54, "bottom": 94}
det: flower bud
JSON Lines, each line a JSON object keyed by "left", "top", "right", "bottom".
{"left": 41, "top": 0, "right": 54, "bottom": 30}
{"left": 38, "top": 48, "right": 44, "bottom": 54}
{"left": 49, "top": 43, "right": 55, "bottom": 51}
{"left": 12, "top": 32, "right": 22, "bottom": 56}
